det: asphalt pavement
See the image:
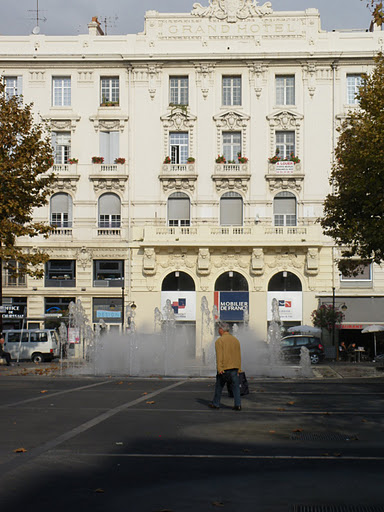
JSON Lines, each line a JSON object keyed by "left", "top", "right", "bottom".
{"left": 0, "top": 364, "right": 384, "bottom": 512}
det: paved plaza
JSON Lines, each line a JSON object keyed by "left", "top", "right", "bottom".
{"left": 1, "top": 367, "right": 384, "bottom": 511}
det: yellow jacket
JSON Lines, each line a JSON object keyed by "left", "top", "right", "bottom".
{"left": 215, "top": 331, "right": 241, "bottom": 373}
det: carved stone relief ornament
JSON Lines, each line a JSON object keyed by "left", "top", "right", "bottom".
{"left": 194, "top": 62, "right": 216, "bottom": 100}
{"left": 43, "top": 115, "right": 81, "bottom": 133}
{"left": 305, "top": 247, "right": 319, "bottom": 276}
{"left": 250, "top": 248, "right": 264, "bottom": 275}
{"left": 89, "top": 117, "right": 128, "bottom": 133}
{"left": 89, "top": 176, "right": 128, "bottom": 192}
{"left": 248, "top": 62, "right": 268, "bottom": 99}
{"left": 76, "top": 246, "right": 93, "bottom": 270}
{"left": 143, "top": 247, "right": 157, "bottom": 276}
{"left": 302, "top": 62, "right": 317, "bottom": 98}
{"left": 213, "top": 110, "right": 250, "bottom": 155}
{"left": 197, "top": 248, "right": 211, "bottom": 275}
{"left": 267, "top": 110, "right": 304, "bottom": 158}
{"left": 54, "top": 177, "right": 79, "bottom": 193}
{"left": 161, "top": 107, "right": 197, "bottom": 156}
{"left": 191, "top": 0, "right": 273, "bottom": 22}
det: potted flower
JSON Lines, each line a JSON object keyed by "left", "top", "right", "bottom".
{"left": 92, "top": 156, "right": 104, "bottom": 164}
{"left": 163, "top": 156, "right": 171, "bottom": 164}
{"left": 216, "top": 155, "right": 226, "bottom": 164}
{"left": 269, "top": 149, "right": 281, "bottom": 164}
{"left": 187, "top": 157, "right": 195, "bottom": 163}
{"left": 68, "top": 158, "right": 78, "bottom": 164}
{"left": 237, "top": 153, "right": 248, "bottom": 163}
{"left": 285, "top": 152, "right": 300, "bottom": 163}
{"left": 114, "top": 157, "right": 126, "bottom": 164}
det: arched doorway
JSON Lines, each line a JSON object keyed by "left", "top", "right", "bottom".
{"left": 161, "top": 271, "right": 196, "bottom": 356}
{"left": 267, "top": 271, "right": 303, "bottom": 331}
{"left": 214, "top": 271, "right": 249, "bottom": 326}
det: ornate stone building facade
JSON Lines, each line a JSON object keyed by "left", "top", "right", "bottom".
{"left": 1, "top": 1, "right": 383, "bottom": 353}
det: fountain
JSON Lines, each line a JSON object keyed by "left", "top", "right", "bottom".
{"left": 63, "top": 296, "right": 313, "bottom": 378}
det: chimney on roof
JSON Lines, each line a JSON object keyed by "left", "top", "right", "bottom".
{"left": 88, "top": 17, "right": 104, "bottom": 36}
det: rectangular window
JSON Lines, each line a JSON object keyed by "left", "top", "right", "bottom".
{"left": 222, "top": 76, "right": 241, "bottom": 106}
{"left": 170, "top": 132, "right": 189, "bottom": 164}
{"left": 276, "top": 131, "right": 295, "bottom": 159}
{"left": 4, "top": 76, "right": 22, "bottom": 99}
{"left": 276, "top": 75, "right": 295, "bottom": 105}
{"left": 169, "top": 76, "right": 188, "bottom": 105}
{"left": 52, "top": 77, "right": 71, "bottom": 107}
{"left": 223, "top": 131, "right": 241, "bottom": 162}
{"left": 52, "top": 132, "right": 71, "bottom": 164}
{"left": 347, "top": 74, "right": 363, "bottom": 104}
{"left": 100, "top": 77, "right": 119, "bottom": 106}
{"left": 340, "top": 263, "right": 372, "bottom": 281}
{"left": 99, "top": 131, "right": 119, "bottom": 164}
{"left": 3, "top": 260, "right": 26, "bottom": 287}
{"left": 94, "top": 260, "right": 124, "bottom": 287}
{"left": 45, "top": 260, "right": 76, "bottom": 287}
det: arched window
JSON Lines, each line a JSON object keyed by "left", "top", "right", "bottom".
{"left": 274, "top": 191, "right": 296, "bottom": 226}
{"left": 220, "top": 192, "right": 243, "bottom": 226}
{"left": 50, "top": 193, "right": 72, "bottom": 227}
{"left": 168, "top": 192, "right": 190, "bottom": 227}
{"left": 162, "top": 271, "right": 195, "bottom": 291}
{"left": 215, "top": 271, "right": 248, "bottom": 292}
{"left": 268, "top": 271, "right": 302, "bottom": 292}
{"left": 98, "top": 193, "right": 121, "bottom": 228}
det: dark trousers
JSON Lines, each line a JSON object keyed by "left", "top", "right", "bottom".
{"left": 212, "top": 369, "right": 241, "bottom": 408}
{"left": 0, "top": 350, "right": 12, "bottom": 366}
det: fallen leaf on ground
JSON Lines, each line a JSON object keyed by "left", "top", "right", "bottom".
{"left": 118, "top": 381, "right": 123, "bottom": 385}
{"left": 14, "top": 448, "right": 27, "bottom": 453}
{"left": 277, "top": 407, "right": 286, "bottom": 411}
{"left": 94, "top": 488, "right": 105, "bottom": 493}
{"left": 142, "top": 392, "right": 148, "bottom": 395}
{"left": 146, "top": 401, "right": 155, "bottom": 404}
{"left": 362, "top": 419, "right": 368, "bottom": 422}
{"left": 269, "top": 430, "right": 276, "bottom": 434}
{"left": 212, "top": 501, "right": 225, "bottom": 507}
{"left": 333, "top": 453, "right": 342, "bottom": 457}
{"left": 287, "top": 401, "right": 295, "bottom": 405}
{"left": 292, "top": 428, "right": 303, "bottom": 432}
{"left": 40, "top": 390, "right": 48, "bottom": 394}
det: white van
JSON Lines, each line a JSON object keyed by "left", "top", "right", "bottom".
{"left": 4, "top": 329, "right": 60, "bottom": 363}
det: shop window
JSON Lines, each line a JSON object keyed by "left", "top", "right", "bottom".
{"left": 94, "top": 260, "right": 124, "bottom": 287}
{"left": 45, "top": 260, "right": 76, "bottom": 287}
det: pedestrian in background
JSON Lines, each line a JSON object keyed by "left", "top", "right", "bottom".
{"left": 210, "top": 321, "right": 242, "bottom": 411}
{"left": 0, "top": 335, "right": 13, "bottom": 366}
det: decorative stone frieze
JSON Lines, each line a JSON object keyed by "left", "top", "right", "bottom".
{"left": 54, "top": 176, "right": 79, "bottom": 193}
{"left": 89, "top": 117, "right": 128, "bottom": 133}
{"left": 197, "top": 248, "right": 211, "bottom": 275}
{"left": 266, "top": 162, "right": 304, "bottom": 192}
{"left": 191, "top": 0, "right": 273, "bottom": 22}
{"left": 143, "top": 248, "right": 157, "bottom": 276}
{"left": 89, "top": 176, "right": 128, "bottom": 192}
{"left": 212, "top": 162, "right": 250, "bottom": 192}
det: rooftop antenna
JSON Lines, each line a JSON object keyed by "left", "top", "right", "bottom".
{"left": 28, "top": 0, "right": 47, "bottom": 34}
{"left": 97, "top": 15, "right": 119, "bottom": 35}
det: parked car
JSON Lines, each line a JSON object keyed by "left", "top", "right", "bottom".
{"left": 280, "top": 335, "right": 325, "bottom": 364}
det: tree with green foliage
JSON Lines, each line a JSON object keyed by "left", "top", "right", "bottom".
{"left": 364, "top": 1, "right": 384, "bottom": 26}
{"left": 0, "top": 79, "right": 55, "bottom": 330}
{"left": 321, "top": 53, "right": 384, "bottom": 275}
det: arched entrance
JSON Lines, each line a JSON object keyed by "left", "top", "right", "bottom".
{"left": 214, "top": 271, "right": 249, "bottom": 326}
{"left": 161, "top": 271, "right": 196, "bottom": 356}
{"left": 267, "top": 271, "right": 303, "bottom": 331}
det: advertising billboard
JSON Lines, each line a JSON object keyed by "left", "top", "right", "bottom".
{"left": 267, "top": 292, "right": 302, "bottom": 321}
{"left": 214, "top": 291, "right": 249, "bottom": 322}
{"left": 161, "top": 291, "right": 196, "bottom": 321}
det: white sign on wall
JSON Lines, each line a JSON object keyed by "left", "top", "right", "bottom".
{"left": 267, "top": 292, "right": 303, "bottom": 321}
{"left": 275, "top": 161, "right": 295, "bottom": 174}
{"left": 161, "top": 292, "right": 196, "bottom": 321}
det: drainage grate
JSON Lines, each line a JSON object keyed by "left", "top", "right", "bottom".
{"left": 290, "top": 432, "right": 358, "bottom": 442}
{"left": 292, "top": 506, "right": 384, "bottom": 512}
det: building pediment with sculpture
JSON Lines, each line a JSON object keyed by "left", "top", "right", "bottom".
{"left": 144, "top": 0, "right": 319, "bottom": 41}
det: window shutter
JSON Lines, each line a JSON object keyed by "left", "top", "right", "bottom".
{"left": 99, "top": 194, "right": 120, "bottom": 215}
{"left": 220, "top": 194, "right": 243, "bottom": 226}
{"left": 274, "top": 195, "right": 296, "bottom": 214}
{"left": 110, "top": 131, "right": 119, "bottom": 163}
{"left": 168, "top": 194, "right": 190, "bottom": 220}
{"left": 100, "top": 132, "right": 109, "bottom": 163}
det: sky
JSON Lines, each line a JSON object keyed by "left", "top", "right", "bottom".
{"left": 0, "top": 0, "right": 374, "bottom": 37}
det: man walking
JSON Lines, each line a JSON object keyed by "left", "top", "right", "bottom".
{"left": 0, "top": 335, "right": 13, "bottom": 366}
{"left": 210, "top": 321, "right": 242, "bottom": 411}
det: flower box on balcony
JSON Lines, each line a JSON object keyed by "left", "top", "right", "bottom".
{"left": 68, "top": 158, "right": 78, "bottom": 164}
{"left": 163, "top": 156, "right": 171, "bottom": 164}
{"left": 114, "top": 158, "right": 126, "bottom": 164}
{"left": 187, "top": 157, "right": 195, "bottom": 163}
{"left": 100, "top": 101, "right": 119, "bottom": 107}
{"left": 92, "top": 156, "right": 104, "bottom": 164}
{"left": 216, "top": 155, "right": 226, "bottom": 164}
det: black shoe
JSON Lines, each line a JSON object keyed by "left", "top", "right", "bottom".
{"left": 209, "top": 403, "right": 220, "bottom": 409}
{"left": 232, "top": 406, "right": 241, "bottom": 411}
